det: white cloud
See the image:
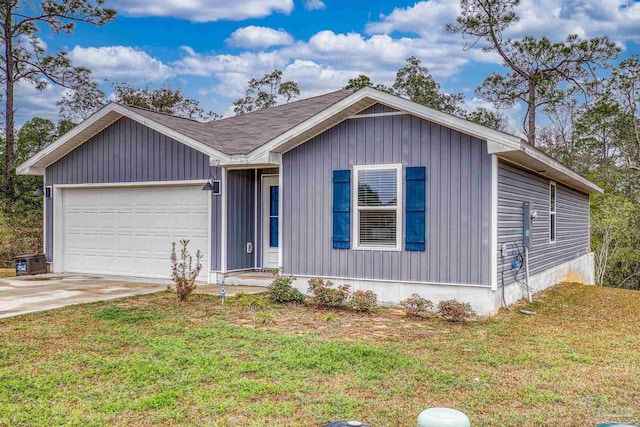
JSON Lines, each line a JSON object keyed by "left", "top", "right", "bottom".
{"left": 15, "top": 80, "right": 64, "bottom": 125}
{"left": 305, "top": 0, "right": 326, "bottom": 11}
{"left": 113, "top": 0, "right": 294, "bottom": 22}
{"left": 366, "top": 1, "right": 460, "bottom": 41}
{"left": 68, "top": 46, "right": 174, "bottom": 83}
{"left": 367, "top": 0, "right": 640, "bottom": 44}
{"left": 227, "top": 26, "right": 294, "bottom": 48}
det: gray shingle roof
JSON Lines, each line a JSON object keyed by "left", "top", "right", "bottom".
{"left": 120, "top": 89, "right": 354, "bottom": 156}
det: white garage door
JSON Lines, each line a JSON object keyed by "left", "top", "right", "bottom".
{"left": 61, "top": 185, "right": 209, "bottom": 280}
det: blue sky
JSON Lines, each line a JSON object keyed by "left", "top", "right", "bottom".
{"left": 19, "top": 0, "right": 640, "bottom": 133}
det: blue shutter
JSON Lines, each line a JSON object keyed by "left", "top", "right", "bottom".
{"left": 405, "top": 167, "right": 426, "bottom": 251}
{"left": 333, "top": 170, "right": 351, "bottom": 249}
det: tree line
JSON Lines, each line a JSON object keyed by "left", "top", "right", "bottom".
{"left": 0, "top": 0, "right": 638, "bottom": 288}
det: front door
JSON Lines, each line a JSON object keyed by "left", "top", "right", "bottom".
{"left": 262, "top": 176, "right": 279, "bottom": 269}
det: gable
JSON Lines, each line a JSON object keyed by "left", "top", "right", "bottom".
{"left": 356, "top": 103, "right": 399, "bottom": 115}
{"left": 45, "top": 117, "right": 215, "bottom": 185}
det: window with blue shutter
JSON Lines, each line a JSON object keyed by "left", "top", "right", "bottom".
{"left": 405, "top": 166, "right": 426, "bottom": 251}
{"left": 333, "top": 170, "right": 351, "bottom": 249}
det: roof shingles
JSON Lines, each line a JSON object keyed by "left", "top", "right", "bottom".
{"left": 120, "top": 89, "right": 354, "bottom": 156}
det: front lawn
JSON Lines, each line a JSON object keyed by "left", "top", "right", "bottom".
{"left": 0, "top": 283, "right": 638, "bottom": 426}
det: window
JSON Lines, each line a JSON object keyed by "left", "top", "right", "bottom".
{"left": 269, "top": 186, "right": 279, "bottom": 247}
{"left": 549, "top": 182, "right": 556, "bottom": 243}
{"left": 353, "top": 164, "right": 402, "bottom": 250}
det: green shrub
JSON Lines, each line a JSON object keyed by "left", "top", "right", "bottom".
{"left": 268, "top": 274, "right": 304, "bottom": 304}
{"left": 320, "top": 313, "right": 339, "bottom": 323}
{"left": 348, "top": 290, "right": 378, "bottom": 313}
{"left": 230, "top": 292, "right": 269, "bottom": 310}
{"left": 254, "top": 310, "right": 275, "bottom": 325}
{"left": 401, "top": 294, "right": 435, "bottom": 318}
{"left": 437, "top": 299, "right": 476, "bottom": 322}
{"left": 307, "top": 277, "right": 350, "bottom": 308}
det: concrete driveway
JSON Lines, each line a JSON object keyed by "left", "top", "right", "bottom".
{"left": 0, "top": 274, "right": 267, "bottom": 319}
{"left": 0, "top": 274, "right": 168, "bottom": 319}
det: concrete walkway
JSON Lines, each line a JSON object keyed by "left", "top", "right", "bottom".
{"left": 0, "top": 274, "right": 266, "bottom": 319}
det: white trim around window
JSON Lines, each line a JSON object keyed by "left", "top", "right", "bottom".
{"left": 352, "top": 163, "right": 403, "bottom": 251}
{"left": 549, "top": 181, "right": 557, "bottom": 244}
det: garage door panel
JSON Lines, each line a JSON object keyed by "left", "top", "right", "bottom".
{"left": 62, "top": 185, "right": 209, "bottom": 280}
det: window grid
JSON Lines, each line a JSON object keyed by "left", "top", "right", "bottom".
{"left": 352, "top": 164, "right": 403, "bottom": 251}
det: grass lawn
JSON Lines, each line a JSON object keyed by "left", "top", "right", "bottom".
{"left": 0, "top": 269, "right": 13, "bottom": 278}
{"left": 0, "top": 283, "right": 638, "bottom": 426}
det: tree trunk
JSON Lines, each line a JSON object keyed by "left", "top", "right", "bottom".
{"left": 527, "top": 81, "right": 536, "bottom": 146}
{"left": 3, "top": 6, "right": 14, "bottom": 199}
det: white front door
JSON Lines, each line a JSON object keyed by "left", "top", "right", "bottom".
{"left": 59, "top": 184, "right": 209, "bottom": 280}
{"left": 262, "top": 176, "right": 279, "bottom": 269}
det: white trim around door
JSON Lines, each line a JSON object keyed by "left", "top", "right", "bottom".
{"left": 261, "top": 174, "right": 280, "bottom": 270}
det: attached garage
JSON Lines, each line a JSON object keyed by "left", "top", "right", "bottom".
{"left": 55, "top": 184, "right": 210, "bottom": 280}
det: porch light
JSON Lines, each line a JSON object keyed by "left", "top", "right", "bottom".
{"left": 201, "top": 176, "right": 221, "bottom": 195}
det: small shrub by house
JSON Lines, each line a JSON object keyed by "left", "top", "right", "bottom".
{"left": 348, "top": 290, "right": 378, "bottom": 313}
{"left": 401, "top": 294, "right": 435, "bottom": 318}
{"left": 307, "top": 277, "right": 351, "bottom": 308}
{"left": 268, "top": 273, "right": 304, "bottom": 304}
{"left": 437, "top": 299, "right": 476, "bottom": 322}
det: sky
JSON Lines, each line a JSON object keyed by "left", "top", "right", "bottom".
{"left": 17, "top": 0, "right": 640, "bottom": 132}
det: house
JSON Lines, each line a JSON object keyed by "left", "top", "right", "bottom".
{"left": 17, "top": 87, "right": 600, "bottom": 314}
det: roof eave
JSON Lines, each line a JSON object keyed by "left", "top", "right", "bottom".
{"left": 16, "top": 103, "right": 231, "bottom": 176}
{"left": 498, "top": 142, "right": 603, "bottom": 194}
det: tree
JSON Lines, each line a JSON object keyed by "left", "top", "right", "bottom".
{"left": 393, "top": 56, "right": 464, "bottom": 115}
{"left": 58, "top": 82, "right": 221, "bottom": 123}
{"left": 591, "top": 192, "right": 640, "bottom": 289}
{"left": 57, "top": 79, "right": 106, "bottom": 122}
{"left": 447, "top": 0, "right": 619, "bottom": 146}
{"left": 464, "top": 107, "right": 508, "bottom": 131}
{"left": 15, "top": 118, "right": 56, "bottom": 165}
{"left": 112, "top": 83, "right": 220, "bottom": 121}
{"left": 233, "top": 70, "right": 300, "bottom": 115}
{"left": 344, "top": 74, "right": 394, "bottom": 93}
{"left": 606, "top": 56, "right": 640, "bottom": 173}
{"left": 0, "top": 0, "right": 116, "bottom": 197}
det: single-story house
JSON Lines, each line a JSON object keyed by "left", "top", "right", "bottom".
{"left": 18, "top": 87, "right": 600, "bottom": 314}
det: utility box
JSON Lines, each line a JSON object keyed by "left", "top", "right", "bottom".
{"left": 14, "top": 254, "right": 47, "bottom": 276}
{"left": 523, "top": 202, "right": 531, "bottom": 249}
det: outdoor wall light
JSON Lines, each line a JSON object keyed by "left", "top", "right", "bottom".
{"left": 201, "top": 176, "right": 221, "bottom": 195}
{"left": 33, "top": 187, "right": 52, "bottom": 198}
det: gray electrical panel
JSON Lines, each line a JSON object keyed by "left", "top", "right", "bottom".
{"left": 523, "top": 201, "right": 531, "bottom": 248}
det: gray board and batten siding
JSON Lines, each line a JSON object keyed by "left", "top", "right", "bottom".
{"left": 497, "top": 160, "right": 590, "bottom": 284}
{"left": 225, "top": 169, "right": 255, "bottom": 271}
{"left": 282, "top": 111, "right": 493, "bottom": 286}
{"left": 44, "top": 117, "right": 222, "bottom": 270}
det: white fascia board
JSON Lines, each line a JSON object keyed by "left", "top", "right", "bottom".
{"left": 246, "top": 87, "right": 522, "bottom": 161}
{"left": 246, "top": 90, "right": 375, "bottom": 161}
{"left": 365, "top": 89, "right": 522, "bottom": 151}
{"left": 17, "top": 103, "right": 231, "bottom": 176}
{"left": 519, "top": 143, "right": 603, "bottom": 194}
{"left": 16, "top": 105, "right": 119, "bottom": 175}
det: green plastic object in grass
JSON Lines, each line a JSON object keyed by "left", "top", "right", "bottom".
{"left": 597, "top": 424, "right": 640, "bottom": 426}
{"left": 417, "top": 408, "right": 470, "bottom": 427}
